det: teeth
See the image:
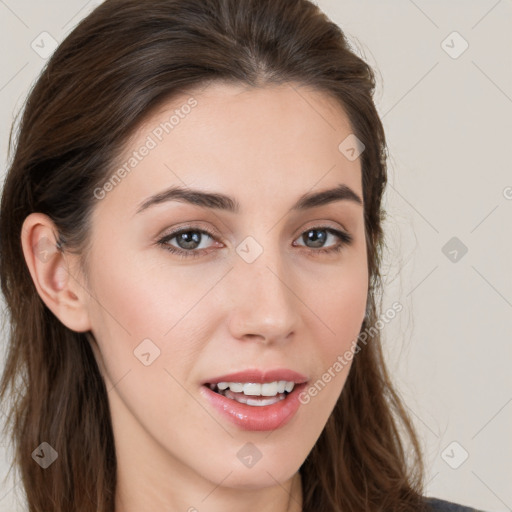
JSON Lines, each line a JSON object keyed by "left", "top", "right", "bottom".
{"left": 211, "top": 380, "right": 296, "bottom": 397}
{"left": 223, "top": 389, "right": 286, "bottom": 406}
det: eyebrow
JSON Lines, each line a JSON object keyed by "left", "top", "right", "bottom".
{"left": 135, "top": 183, "right": 363, "bottom": 215}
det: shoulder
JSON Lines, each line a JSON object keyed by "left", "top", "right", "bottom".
{"left": 424, "top": 496, "right": 486, "bottom": 512}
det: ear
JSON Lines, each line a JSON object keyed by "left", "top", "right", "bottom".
{"left": 20, "top": 213, "right": 92, "bottom": 333}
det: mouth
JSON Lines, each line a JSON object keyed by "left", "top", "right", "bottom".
{"left": 200, "top": 374, "right": 308, "bottom": 431}
{"left": 205, "top": 380, "right": 297, "bottom": 407}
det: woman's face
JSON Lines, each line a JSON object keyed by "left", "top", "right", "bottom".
{"left": 82, "top": 82, "right": 368, "bottom": 500}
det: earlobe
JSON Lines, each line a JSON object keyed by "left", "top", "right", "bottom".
{"left": 20, "top": 213, "right": 92, "bottom": 333}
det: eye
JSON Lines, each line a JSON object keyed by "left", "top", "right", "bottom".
{"left": 157, "top": 227, "right": 217, "bottom": 259}
{"left": 157, "top": 225, "right": 353, "bottom": 259}
{"left": 293, "top": 226, "right": 353, "bottom": 255}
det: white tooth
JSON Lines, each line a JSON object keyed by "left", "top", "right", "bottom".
{"left": 277, "top": 380, "right": 286, "bottom": 393}
{"left": 284, "top": 381, "right": 295, "bottom": 393}
{"left": 217, "top": 382, "right": 229, "bottom": 390}
{"left": 261, "top": 382, "right": 279, "bottom": 396}
{"left": 228, "top": 382, "right": 244, "bottom": 392}
{"left": 243, "top": 383, "right": 262, "bottom": 396}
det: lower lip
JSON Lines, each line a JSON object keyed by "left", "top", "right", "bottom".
{"left": 200, "top": 383, "right": 307, "bottom": 431}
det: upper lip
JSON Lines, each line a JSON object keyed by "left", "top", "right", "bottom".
{"left": 202, "top": 368, "right": 308, "bottom": 385}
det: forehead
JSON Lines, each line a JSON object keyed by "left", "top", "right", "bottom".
{"left": 94, "top": 81, "right": 363, "bottom": 217}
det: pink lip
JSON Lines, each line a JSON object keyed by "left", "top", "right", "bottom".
{"left": 200, "top": 368, "right": 309, "bottom": 431}
{"left": 201, "top": 368, "right": 308, "bottom": 385}
{"left": 200, "top": 381, "right": 307, "bottom": 431}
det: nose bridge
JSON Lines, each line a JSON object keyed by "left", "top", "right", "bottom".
{"left": 227, "top": 236, "right": 299, "bottom": 342}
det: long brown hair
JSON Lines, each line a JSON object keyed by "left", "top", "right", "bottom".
{"left": 0, "top": 0, "right": 425, "bottom": 510}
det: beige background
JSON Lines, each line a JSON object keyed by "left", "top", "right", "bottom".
{"left": 1, "top": 1, "right": 511, "bottom": 510}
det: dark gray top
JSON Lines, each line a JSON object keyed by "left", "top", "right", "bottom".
{"left": 425, "top": 497, "right": 486, "bottom": 512}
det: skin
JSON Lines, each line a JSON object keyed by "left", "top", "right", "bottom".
{"left": 21, "top": 81, "right": 368, "bottom": 512}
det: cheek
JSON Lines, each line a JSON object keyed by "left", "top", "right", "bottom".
{"left": 300, "top": 265, "right": 367, "bottom": 419}
{"left": 300, "top": 270, "right": 367, "bottom": 403}
{"left": 312, "top": 263, "right": 368, "bottom": 354}
{"left": 84, "top": 247, "right": 221, "bottom": 388}
{"left": 87, "top": 248, "right": 211, "bottom": 338}
{"left": 304, "top": 219, "right": 368, "bottom": 353}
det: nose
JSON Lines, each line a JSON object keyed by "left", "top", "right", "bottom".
{"left": 226, "top": 248, "right": 301, "bottom": 345}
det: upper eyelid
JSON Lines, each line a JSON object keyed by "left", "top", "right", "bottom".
{"left": 159, "top": 225, "right": 217, "bottom": 242}
{"left": 161, "top": 219, "right": 350, "bottom": 237}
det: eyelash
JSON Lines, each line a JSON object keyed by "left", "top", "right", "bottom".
{"left": 157, "top": 225, "right": 353, "bottom": 260}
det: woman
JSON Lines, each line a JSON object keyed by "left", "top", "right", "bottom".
{"left": 0, "top": 0, "right": 485, "bottom": 511}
